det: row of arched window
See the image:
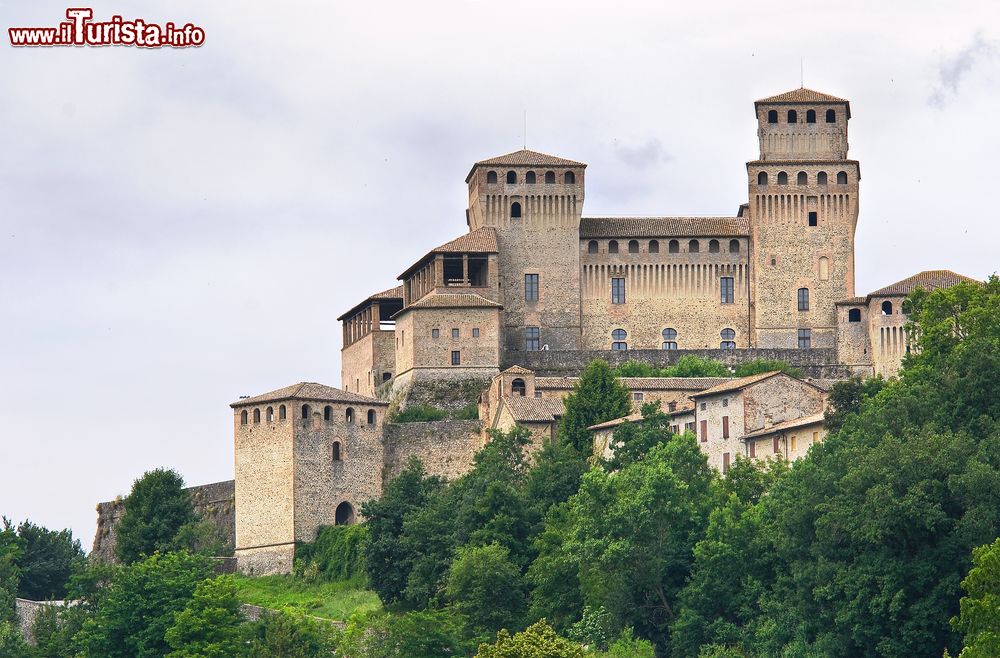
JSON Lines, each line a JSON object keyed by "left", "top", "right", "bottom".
{"left": 766, "top": 108, "right": 837, "bottom": 124}
{"left": 611, "top": 327, "right": 737, "bottom": 350}
{"left": 587, "top": 238, "right": 740, "bottom": 255}
{"left": 757, "top": 171, "right": 848, "bottom": 186}
{"left": 239, "top": 405, "right": 377, "bottom": 426}
{"left": 487, "top": 170, "right": 576, "bottom": 185}
{"left": 844, "top": 300, "right": 903, "bottom": 324}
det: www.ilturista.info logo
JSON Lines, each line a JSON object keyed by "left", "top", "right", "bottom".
{"left": 9, "top": 8, "right": 205, "bottom": 48}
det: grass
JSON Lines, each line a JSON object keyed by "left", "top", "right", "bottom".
{"left": 233, "top": 574, "right": 382, "bottom": 621}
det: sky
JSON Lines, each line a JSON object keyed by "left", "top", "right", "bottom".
{"left": 1, "top": 0, "right": 998, "bottom": 549}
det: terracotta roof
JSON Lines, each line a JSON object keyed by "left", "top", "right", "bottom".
{"left": 756, "top": 88, "right": 847, "bottom": 104}
{"left": 337, "top": 284, "right": 404, "bottom": 321}
{"left": 398, "top": 227, "right": 498, "bottom": 279}
{"left": 501, "top": 365, "right": 534, "bottom": 375}
{"left": 690, "top": 371, "right": 783, "bottom": 398}
{"left": 475, "top": 149, "right": 585, "bottom": 168}
{"left": 740, "top": 413, "right": 825, "bottom": 440}
{"left": 835, "top": 296, "right": 868, "bottom": 305}
{"left": 535, "top": 376, "right": 730, "bottom": 391}
{"left": 402, "top": 292, "right": 502, "bottom": 312}
{"left": 868, "top": 270, "right": 978, "bottom": 297}
{"left": 232, "top": 382, "right": 386, "bottom": 407}
{"left": 501, "top": 396, "right": 566, "bottom": 423}
{"left": 587, "top": 403, "right": 696, "bottom": 431}
{"left": 580, "top": 216, "right": 749, "bottom": 239}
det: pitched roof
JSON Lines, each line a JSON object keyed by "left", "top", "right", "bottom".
{"left": 501, "top": 365, "right": 534, "bottom": 375}
{"left": 756, "top": 88, "right": 848, "bottom": 104}
{"left": 587, "top": 403, "right": 696, "bottom": 431}
{"left": 868, "top": 270, "right": 979, "bottom": 297}
{"left": 337, "top": 284, "right": 404, "bottom": 321}
{"left": 580, "top": 216, "right": 749, "bottom": 238}
{"left": 689, "top": 371, "right": 783, "bottom": 398}
{"left": 400, "top": 292, "right": 502, "bottom": 312}
{"left": 398, "top": 227, "right": 498, "bottom": 279}
{"left": 475, "top": 149, "right": 585, "bottom": 168}
{"left": 500, "top": 396, "right": 566, "bottom": 423}
{"left": 534, "top": 376, "right": 730, "bottom": 391}
{"left": 232, "top": 382, "right": 386, "bottom": 407}
{"left": 740, "top": 413, "right": 826, "bottom": 440}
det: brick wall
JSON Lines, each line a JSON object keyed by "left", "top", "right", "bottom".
{"left": 383, "top": 420, "right": 482, "bottom": 482}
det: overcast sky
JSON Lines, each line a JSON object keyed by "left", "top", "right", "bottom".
{"left": 1, "top": 0, "right": 998, "bottom": 549}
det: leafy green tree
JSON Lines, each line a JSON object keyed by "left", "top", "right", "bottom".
{"left": 0, "top": 621, "right": 29, "bottom": 657}
{"left": 164, "top": 576, "right": 246, "bottom": 658}
{"left": 114, "top": 469, "right": 196, "bottom": 565}
{"left": 721, "top": 455, "right": 788, "bottom": 506}
{"left": 15, "top": 521, "right": 85, "bottom": 601}
{"left": 296, "top": 524, "right": 369, "bottom": 585}
{"left": 664, "top": 355, "right": 730, "bottom": 378}
{"left": 243, "top": 609, "right": 338, "bottom": 658}
{"left": 0, "top": 519, "right": 21, "bottom": 623}
{"left": 525, "top": 440, "right": 589, "bottom": 522}
{"left": 732, "top": 359, "right": 802, "bottom": 378}
{"left": 389, "top": 405, "right": 447, "bottom": 423}
{"left": 559, "top": 360, "right": 631, "bottom": 454}
{"left": 75, "top": 551, "right": 214, "bottom": 657}
{"left": 566, "top": 605, "right": 614, "bottom": 650}
{"left": 446, "top": 543, "right": 526, "bottom": 640}
{"left": 475, "top": 619, "right": 584, "bottom": 658}
{"left": 171, "top": 517, "right": 232, "bottom": 558}
{"left": 527, "top": 503, "right": 583, "bottom": 632}
{"left": 823, "top": 375, "right": 885, "bottom": 433}
{"left": 950, "top": 537, "right": 1000, "bottom": 658}
{"left": 604, "top": 402, "right": 673, "bottom": 471}
{"left": 594, "top": 628, "right": 656, "bottom": 658}
{"left": 337, "top": 609, "right": 471, "bottom": 658}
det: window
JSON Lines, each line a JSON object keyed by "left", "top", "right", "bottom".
{"left": 767, "top": 109, "right": 778, "bottom": 123}
{"left": 826, "top": 109, "right": 836, "bottom": 123}
{"left": 524, "top": 273, "right": 539, "bottom": 302}
{"left": 346, "top": 407, "right": 354, "bottom": 424}
{"left": 758, "top": 171, "right": 768, "bottom": 185}
{"left": 452, "top": 328, "right": 460, "bottom": 339}
{"left": 723, "top": 416, "right": 730, "bottom": 439}
{"left": 506, "top": 171, "right": 517, "bottom": 184}
{"left": 367, "top": 409, "right": 376, "bottom": 424}
{"left": 545, "top": 170, "right": 555, "bottom": 184}
{"left": 472, "top": 328, "right": 480, "bottom": 337}
{"left": 301, "top": 404, "right": 311, "bottom": 419}
{"left": 806, "top": 109, "right": 816, "bottom": 123}
{"left": 723, "top": 452, "right": 731, "bottom": 473}
{"left": 709, "top": 239, "right": 720, "bottom": 253}
{"left": 267, "top": 407, "right": 274, "bottom": 422}
{"left": 798, "top": 328, "right": 812, "bottom": 349}
{"left": 611, "top": 278, "right": 626, "bottom": 304}
{"left": 432, "top": 328, "right": 439, "bottom": 339}
{"left": 633, "top": 392, "right": 644, "bottom": 402}
{"left": 722, "top": 398, "right": 729, "bottom": 407}
{"left": 797, "top": 171, "right": 808, "bottom": 185}
{"left": 332, "top": 441, "right": 342, "bottom": 461}
{"left": 773, "top": 436, "right": 780, "bottom": 454}
{"left": 819, "top": 256, "right": 829, "bottom": 280}
{"left": 700, "top": 420, "right": 708, "bottom": 443}
{"left": 837, "top": 171, "right": 848, "bottom": 185}
{"left": 588, "top": 240, "right": 598, "bottom": 254}
{"left": 777, "top": 171, "right": 788, "bottom": 185}
{"left": 608, "top": 240, "right": 619, "bottom": 254}
{"left": 451, "top": 350, "right": 461, "bottom": 365}
{"left": 668, "top": 401, "right": 677, "bottom": 412}
{"left": 649, "top": 240, "right": 659, "bottom": 253}
{"left": 788, "top": 109, "right": 798, "bottom": 123}
{"left": 611, "top": 328, "right": 627, "bottom": 351}
{"left": 662, "top": 328, "right": 677, "bottom": 350}
{"left": 848, "top": 308, "right": 862, "bottom": 322}
{"left": 771, "top": 256, "right": 777, "bottom": 267}
{"left": 486, "top": 171, "right": 497, "bottom": 184}
{"left": 720, "top": 277, "right": 734, "bottom": 304}
{"left": 511, "top": 202, "right": 522, "bottom": 218}
{"left": 791, "top": 435, "right": 797, "bottom": 452}
{"left": 749, "top": 441, "right": 756, "bottom": 458}
{"left": 324, "top": 405, "right": 333, "bottom": 421}
{"left": 564, "top": 171, "right": 576, "bottom": 184}
{"left": 668, "top": 239, "right": 679, "bottom": 253}
{"left": 335, "top": 501, "right": 354, "bottom": 526}
{"left": 701, "top": 402, "right": 707, "bottom": 411}
{"left": 512, "top": 378, "right": 526, "bottom": 396}
{"left": 689, "top": 239, "right": 700, "bottom": 253}
{"left": 240, "top": 410, "right": 248, "bottom": 425}
{"left": 628, "top": 239, "right": 639, "bottom": 254}
{"left": 881, "top": 301, "right": 893, "bottom": 315}
{"left": 525, "top": 326, "right": 540, "bottom": 351}
{"left": 685, "top": 421, "right": 695, "bottom": 433}
{"left": 808, "top": 211, "right": 818, "bottom": 227}
{"left": 253, "top": 408, "right": 260, "bottom": 423}
{"left": 817, "top": 171, "right": 828, "bottom": 185}
{"left": 383, "top": 372, "right": 392, "bottom": 382}
{"left": 279, "top": 405, "right": 286, "bottom": 420}
{"left": 729, "top": 239, "right": 740, "bottom": 254}
{"left": 721, "top": 328, "right": 736, "bottom": 349}
{"left": 525, "top": 171, "right": 536, "bottom": 184}
{"left": 797, "top": 288, "right": 810, "bottom": 311}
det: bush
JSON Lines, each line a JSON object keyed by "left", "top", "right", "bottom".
{"left": 614, "top": 356, "right": 730, "bottom": 378}
{"left": 115, "top": 469, "right": 195, "bottom": 564}
{"left": 295, "top": 525, "right": 369, "bottom": 585}
{"left": 389, "top": 405, "right": 447, "bottom": 423}
{"left": 243, "top": 609, "right": 338, "bottom": 658}
{"left": 0, "top": 621, "right": 28, "bottom": 657}
{"left": 446, "top": 543, "right": 526, "bottom": 639}
{"left": 732, "top": 359, "right": 801, "bottom": 378}
{"left": 475, "top": 619, "right": 584, "bottom": 658}
{"left": 453, "top": 402, "right": 480, "bottom": 420}
{"left": 337, "top": 609, "right": 471, "bottom": 658}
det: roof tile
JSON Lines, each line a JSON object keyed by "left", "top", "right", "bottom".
{"left": 868, "top": 270, "right": 978, "bottom": 297}
{"left": 755, "top": 88, "right": 848, "bottom": 104}
{"left": 501, "top": 396, "right": 566, "bottom": 422}
{"left": 232, "top": 382, "right": 386, "bottom": 407}
{"left": 475, "top": 149, "right": 585, "bottom": 168}
{"left": 580, "top": 216, "right": 749, "bottom": 239}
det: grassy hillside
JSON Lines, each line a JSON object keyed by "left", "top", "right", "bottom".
{"left": 233, "top": 574, "right": 381, "bottom": 621}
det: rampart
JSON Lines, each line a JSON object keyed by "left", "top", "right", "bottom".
{"left": 383, "top": 420, "right": 482, "bottom": 482}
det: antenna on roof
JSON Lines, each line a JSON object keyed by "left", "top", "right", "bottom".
{"left": 523, "top": 110, "right": 527, "bottom": 149}
{"left": 800, "top": 57, "right": 804, "bottom": 88}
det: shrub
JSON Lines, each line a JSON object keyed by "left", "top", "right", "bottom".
{"left": 295, "top": 525, "right": 369, "bottom": 585}
{"left": 389, "top": 405, "right": 447, "bottom": 423}
{"left": 452, "top": 402, "right": 480, "bottom": 420}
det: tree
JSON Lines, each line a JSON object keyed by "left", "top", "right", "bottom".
{"left": 604, "top": 402, "right": 673, "bottom": 471}
{"left": 115, "top": 469, "right": 196, "bottom": 565}
{"left": 446, "top": 543, "right": 526, "bottom": 639}
{"left": 164, "top": 576, "right": 246, "bottom": 658}
{"left": 475, "top": 619, "right": 584, "bottom": 658}
{"left": 15, "top": 521, "right": 85, "bottom": 601}
{"left": 242, "top": 609, "right": 338, "bottom": 658}
{"left": 0, "top": 519, "right": 20, "bottom": 624}
{"left": 559, "top": 360, "right": 631, "bottom": 454}
{"left": 0, "top": 621, "right": 29, "bottom": 658}
{"left": 823, "top": 375, "right": 884, "bottom": 433}
{"left": 950, "top": 537, "right": 1000, "bottom": 658}
{"left": 527, "top": 503, "right": 583, "bottom": 632}
{"left": 337, "top": 610, "right": 470, "bottom": 658}
{"left": 732, "top": 359, "right": 802, "bottom": 378}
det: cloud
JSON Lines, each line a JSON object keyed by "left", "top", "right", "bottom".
{"left": 612, "top": 137, "right": 671, "bottom": 169}
{"left": 928, "top": 31, "right": 998, "bottom": 107}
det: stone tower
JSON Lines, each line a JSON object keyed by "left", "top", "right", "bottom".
{"left": 748, "top": 88, "right": 859, "bottom": 349}
{"left": 465, "top": 150, "right": 586, "bottom": 355}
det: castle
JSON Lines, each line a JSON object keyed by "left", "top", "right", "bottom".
{"left": 92, "top": 87, "right": 977, "bottom": 575}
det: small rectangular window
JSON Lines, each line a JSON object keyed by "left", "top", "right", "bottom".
{"left": 798, "top": 328, "right": 812, "bottom": 349}
{"left": 722, "top": 398, "right": 729, "bottom": 408}
{"left": 722, "top": 416, "right": 729, "bottom": 439}
{"left": 773, "top": 436, "right": 780, "bottom": 453}
{"left": 813, "top": 431, "right": 819, "bottom": 444}
{"left": 451, "top": 350, "right": 461, "bottom": 366}
{"left": 472, "top": 328, "right": 480, "bottom": 337}
{"left": 431, "top": 328, "right": 439, "bottom": 339}
{"left": 452, "top": 328, "right": 460, "bottom": 339}
{"left": 808, "top": 211, "right": 818, "bottom": 227}
{"left": 749, "top": 441, "right": 756, "bottom": 458}
{"left": 700, "top": 420, "right": 708, "bottom": 443}
{"left": 524, "top": 274, "right": 539, "bottom": 303}
{"left": 525, "top": 326, "right": 540, "bottom": 351}
{"left": 685, "top": 422, "right": 695, "bottom": 433}
{"left": 791, "top": 435, "right": 797, "bottom": 452}
{"left": 633, "top": 392, "right": 644, "bottom": 401}
{"left": 700, "top": 402, "right": 707, "bottom": 411}
{"left": 798, "top": 288, "right": 810, "bottom": 311}
{"left": 611, "top": 278, "right": 626, "bottom": 304}
{"left": 723, "top": 452, "right": 730, "bottom": 474}
{"left": 720, "top": 277, "right": 734, "bottom": 304}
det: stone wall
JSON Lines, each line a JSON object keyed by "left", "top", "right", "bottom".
{"left": 91, "top": 479, "right": 235, "bottom": 563}
{"left": 383, "top": 420, "right": 483, "bottom": 482}
{"left": 15, "top": 599, "right": 69, "bottom": 645}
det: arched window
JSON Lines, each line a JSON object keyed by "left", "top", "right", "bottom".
{"left": 512, "top": 378, "right": 526, "bottom": 396}
{"left": 266, "top": 406, "right": 274, "bottom": 422}
{"left": 882, "top": 301, "right": 893, "bottom": 315}
{"left": 301, "top": 404, "right": 311, "bottom": 419}
{"left": 848, "top": 308, "right": 861, "bottom": 322}
{"left": 797, "top": 288, "right": 810, "bottom": 311}
{"left": 649, "top": 240, "right": 659, "bottom": 254}
{"left": 486, "top": 171, "right": 497, "bottom": 184}
{"left": 511, "top": 202, "right": 522, "bottom": 218}
{"left": 564, "top": 171, "right": 575, "bottom": 184}
{"left": 788, "top": 109, "right": 798, "bottom": 123}
{"left": 525, "top": 171, "right": 536, "bottom": 184}
{"left": 819, "top": 256, "right": 829, "bottom": 281}
{"left": 817, "top": 171, "right": 828, "bottom": 185}
{"left": 825, "top": 109, "right": 836, "bottom": 123}
{"left": 729, "top": 239, "right": 740, "bottom": 254}
{"left": 837, "top": 171, "right": 848, "bottom": 185}
{"left": 332, "top": 441, "right": 342, "bottom": 462}
{"left": 628, "top": 240, "right": 639, "bottom": 254}
{"left": 668, "top": 239, "right": 679, "bottom": 254}
{"left": 240, "top": 410, "right": 248, "bottom": 425}
{"left": 688, "top": 239, "right": 700, "bottom": 253}
{"left": 709, "top": 239, "right": 720, "bottom": 253}
{"left": 367, "top": 409, "right": 376, "bottom": 424}
{"left": 806, "top": 109, "right": 816, "bottom": 123}
{"left": 608, "top": 240, "right": 619, "bottom": 254}
{"left": 279, "top": 405, "right": 286, "bottom": 420}
{"left": 252, "top": 408, "right": 260, "bottom": 423}
{"left": 335, "top": 501, "right": 355, "bottom": 525}
{"left": 767, "top": 109, "right": 778, "bottom": 123}
{"left": 797, "top": 171, "right": 808, "bottom": 185}
{"left": 721, "top": 328, "right": 736, "bottom": 349}
{"left": 506, "top": 171, "right": 517, "bottom": 184}
{"left": 324, "top": 405, "right": 333, "bottom": 421}
{"left": 545, "top": 171, "right": 555, "bottom": 184}
{"left": 587, "top": 240, "right": 598, "bottom": 254}
{"left": 346, "top": 407, "right": 355, "bottom": 424}
{"left": 757, "top": 171, "right": 768, "bottom": 185}
{"left": 777, "top": 171, "right": 788, "bottom": 185}
{"left": 611, "top": 329, "right": 627, "bottom": 351}
{"left": 662, "top": 328, "right": 677, "bottom": 350}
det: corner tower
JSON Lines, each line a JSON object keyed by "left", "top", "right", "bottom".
{"left": 465, "top": 149, "right": 586, "bottom": 355}
{"left": 748, "top": 88, "right": 859, "bottom": 349}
